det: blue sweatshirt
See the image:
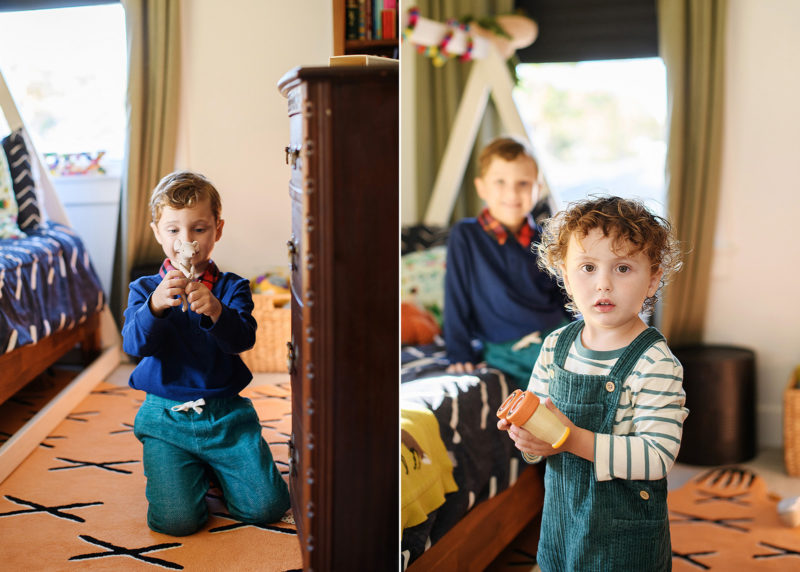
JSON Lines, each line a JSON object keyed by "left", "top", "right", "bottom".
{"left": 444, "top": 218, "right": 570, "bottom": 365}
{"left": 121, "top": 271, "right": 257, "bottom": 401}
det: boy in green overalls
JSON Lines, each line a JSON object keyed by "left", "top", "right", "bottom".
{"left": 498, "top": 196, "right": 687, "bottom": 571}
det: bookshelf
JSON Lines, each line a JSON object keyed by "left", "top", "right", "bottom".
{"left": 333, "top": 0, "right": 399, "bottom": 58}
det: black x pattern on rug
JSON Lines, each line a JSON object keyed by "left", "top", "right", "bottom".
{"left": 208, "top": 511, "right": 299, "bottom": 535}
{"left": 69, "top": 534, "right": 184, "bottom": 569}
{"left": 672, "top": 549, "right": 716, "bottom": 570}
{"left": 0, "top": 495, "right": 103, "bottom": 523}
{"left": 694, "top": 489, "right": 751, "bottom": 506}
{"left": 50, "top": 457, "right": 140, "bottom": 474}
{"left": 753, "top": 541, "right": 800, "bottom": 560}
{"left": 669, "top": 510, "right": 753, "bottom": 533}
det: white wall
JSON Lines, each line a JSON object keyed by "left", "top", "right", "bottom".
{"left": 176, "top": 0, "right": 332, "bottom": 279}
{"left": 705, "top": 0, "right": 800, "bottom": 447}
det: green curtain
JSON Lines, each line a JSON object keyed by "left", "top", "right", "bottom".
{"left": 657, "top": 0, "right": 727, "bottom": 345}
{"left": 111, "top": 0, "right": 181, "bottom": 325}
{"left": 411, "top": 0, "right": 513, "bottom": 224}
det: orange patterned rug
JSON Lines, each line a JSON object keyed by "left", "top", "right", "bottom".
{"left": 670, "top": 466, "right": 800, "bottom": 570}
{"left": 0, "top": 374, "right": 301, "bottom": 571}
{"left": 481, "top": 465, "right": 800, "bottom": 571}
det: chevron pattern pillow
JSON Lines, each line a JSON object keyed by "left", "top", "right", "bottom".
{"left": 2, "top": 129, "right": 41, "bottom": 231}
{"left": 0, "top": 146, "right": 26, "bottom": 239}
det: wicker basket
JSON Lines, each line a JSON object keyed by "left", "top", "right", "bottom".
{"left": 240, "top": 292, "right": 291, "bottom": 373}
{"left": 784, "top": 366, "right": 800, "bottom": 476}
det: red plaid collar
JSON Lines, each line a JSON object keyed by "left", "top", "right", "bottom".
{"left": 160, "top": 258, "right": 220, "bottom": 291}
{"left": 477, "top": 208, "right": 536, "bottom": 247}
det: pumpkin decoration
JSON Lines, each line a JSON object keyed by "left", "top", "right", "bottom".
{"left": 401, "top": 302, "right": 441, "bottom": 345}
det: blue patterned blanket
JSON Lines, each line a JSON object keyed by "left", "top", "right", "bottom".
{"left": 400, "top": 340, "right": 528, "bottom": 568}
{"left": 0, "top": 222, "right": 104, "bottom": 354}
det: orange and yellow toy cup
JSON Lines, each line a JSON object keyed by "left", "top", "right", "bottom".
{"left": 499, "top": 390, "right": 570, "bottom": 448}
{"left": 496, "top": 389, "right": 523, "bottom": 420}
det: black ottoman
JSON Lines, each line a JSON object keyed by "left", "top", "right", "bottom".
{"left": 672, "top": 345, "right": 756, "bottom": 465}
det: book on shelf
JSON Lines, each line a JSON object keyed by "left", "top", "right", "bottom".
{"left": 346, "top": 0, "right": 359, "bottom": 40}
{"left": 346, "top": 0, "right": 397, "bottom": 41}
{"left": 329, "top": 54, "right": 399, "bottom": 68}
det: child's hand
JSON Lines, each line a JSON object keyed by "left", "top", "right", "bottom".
{"left": 185, "top": 281, "right": 222, "bottom": 322}
{"left": 507, "top": 423, "right": 558, "bottom": 457}
{"left": 446, "top": 361, "right": 487, "bottom": 375}
{"left": 150, "top": 270, "right": 188, "bottom": 316}
{"left": 497, "top": 417, "right": 512, "bottom": 431}
{"left": 504, "top": 398, "right": 583, "bottom": 458}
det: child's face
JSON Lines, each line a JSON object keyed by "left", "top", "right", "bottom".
{"left": 475, "top": 155, "right": 539, "bottom": 233}
{"left": 561, "top": 228, "right": 662, "bottom": 336}
{"left": 150, "top": 198, "right": 224, "bottom": 273}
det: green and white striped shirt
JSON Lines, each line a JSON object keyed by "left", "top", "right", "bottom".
{"left": 524, "top": 325, "right": 688, "bottom": 482}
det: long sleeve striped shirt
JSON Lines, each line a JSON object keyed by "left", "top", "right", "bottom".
{"left": 523, "top": 326, "right": 688, "bottom": 482}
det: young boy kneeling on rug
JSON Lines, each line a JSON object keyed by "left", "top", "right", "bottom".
{"left": 444, "top": 136, "right": 571, "bottom": 388}
{"left": 122, "top": 171, "right": 290, "bottom": 536}
{"left": 498, "top": 196, "right": 688, "bottom": 570}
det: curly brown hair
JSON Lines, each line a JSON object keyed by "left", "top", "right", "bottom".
{"left": 150, "top": 171, "right": 222, "bottom": 224}
{"left": 536, "top": 196, "right": 682, "bottom": 316}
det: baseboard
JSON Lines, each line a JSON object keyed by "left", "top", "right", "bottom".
{"left": 757, "top": 402, "right": 783, "bottom": 449}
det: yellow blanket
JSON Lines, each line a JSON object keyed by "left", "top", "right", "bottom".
{"left": 401, "top": 406, "right": 458, "bottom": 529}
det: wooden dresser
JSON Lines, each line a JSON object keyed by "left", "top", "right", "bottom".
{"left": 278, "top": 66, "right": 398, "bottom": 571}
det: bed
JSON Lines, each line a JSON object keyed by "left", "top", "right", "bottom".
{"left": 0, "top": 220, "right": 105, "bottom": 404}
{"left": 400, "top": 225, "right": 546, "bottom": 570}
{"left": 0, "top": 68, "right": 106, "bottom": 406}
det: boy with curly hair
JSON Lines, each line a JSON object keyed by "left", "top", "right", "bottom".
{"left": 498, "top": 195, "right": 687, "bottom": 571}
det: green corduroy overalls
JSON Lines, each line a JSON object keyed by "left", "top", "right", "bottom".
{"left": 537, "top": 319, "right": 672, "bottom": 571}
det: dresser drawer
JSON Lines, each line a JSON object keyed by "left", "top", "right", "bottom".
{"left": 286, "top": 111, "right": 304, "bottom": 191}
{"left": 278, "top": 64, "right": 399, "bottom": 571}
{"left": 288, "top": 182, "right": 304, "bottom": 302}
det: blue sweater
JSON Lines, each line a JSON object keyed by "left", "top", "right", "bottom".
{"left": 121, "top": 271, "right": 257, "bottom": 401}
{"left": 444, "top": 218, "right": 570, "bottom": 365}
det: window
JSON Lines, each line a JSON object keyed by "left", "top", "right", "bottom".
{"left": 514, "top": 57, "right": 668, "bottom": 215}
{"left": 0, "top": 3, "right": 127, "bottom": 176}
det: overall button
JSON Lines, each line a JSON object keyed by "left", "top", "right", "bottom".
{"left": 605, "top": 381, "right": 615, "bottom": 392}
{"left": 549, "top": 369, "right": 555, "bottom": 379}
{"left": 640, "top": 490, "right": 650, "bottom": 500}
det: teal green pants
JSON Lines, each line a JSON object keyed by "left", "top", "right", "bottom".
{"left": 484, "top": 338, "right": 543, "bottom": 389}
{"left": 484, "top": 323, "right": 569, "bottom": 389}
{"left": 134, "top": 393, "right": 290, "bottom": 536}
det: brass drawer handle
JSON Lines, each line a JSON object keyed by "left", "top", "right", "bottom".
{"left": 287, "top": 236, "right": 297, "bottom": 271}
{"left": 284, "top": 145, "right": 301, "bottom": 168}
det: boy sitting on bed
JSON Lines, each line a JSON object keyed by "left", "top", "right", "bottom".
{"left": 121, "top": 171, "right": 289, "bottom": 536}
{"left": 444, "top": 136, "right": 571, "bottom": 388}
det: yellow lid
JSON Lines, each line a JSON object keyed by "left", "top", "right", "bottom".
{"left": 551, "top": 427, "right": 570, "bottom": 449}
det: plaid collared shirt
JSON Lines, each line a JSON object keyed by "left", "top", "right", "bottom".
{"left": 159, "top": 258, "right": 220, "bottom": 291}
{"left": 477, "top": 208, "right": 536, "bottom": 248}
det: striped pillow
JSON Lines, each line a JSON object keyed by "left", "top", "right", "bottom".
{"left": 0, "top": 146, "right": 26, "bottom": 239}
{"left": 1, "top": 129, "right": 41, "bottom": 231}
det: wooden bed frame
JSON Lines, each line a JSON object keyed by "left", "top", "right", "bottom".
{"left": 408, "top": 463, "right": 545, "bottom": 570}
{"left": 0, "top": 312, "right": 102, "bottom": 405}
{"left": 403, "top": 38, "right": 553, "bottom": 570}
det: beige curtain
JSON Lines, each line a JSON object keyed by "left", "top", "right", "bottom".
{"left": 111, "top": 0, "right": 181, "bottom": 323}
{"left": 413, "top": 0, "right": 513, "bottom": 224}
{"left": 657, "top": 0, "right": 727, "bottom": 345}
